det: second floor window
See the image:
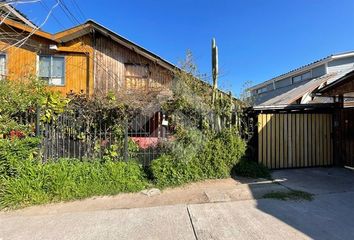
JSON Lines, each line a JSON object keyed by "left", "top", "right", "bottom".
{"left": 292, "top": 71, "right": 312, "bottom": 83}
{"left": 125, "top": 64, "right": 149, "bottom": 90}
{"left": 257, "top": 86, "right": 268, "bottom": 94}
{"left": 0, "top": 54, "right": 6, "bottom": 80}
{"left": 38, "top": 55, "right": 65, "bottom": 86}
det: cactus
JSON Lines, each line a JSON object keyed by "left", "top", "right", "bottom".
{"left": 212, "top": 38, "right": 218, "bottom": 105}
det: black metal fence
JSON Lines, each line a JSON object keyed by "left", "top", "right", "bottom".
{"left": 12, "top": 108, "right": 249, "bottom": 166}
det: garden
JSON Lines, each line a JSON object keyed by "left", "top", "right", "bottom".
{"left": 0, "top": 58, "right": 269, "bottom": 209}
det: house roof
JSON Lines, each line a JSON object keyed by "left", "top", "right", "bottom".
{"left": 248, "top": 51, "right": 354, "bottom": 91}
{"left": 0, "top": 18, "right": 54, "bottom": 41}
{"left": 0, "top": 4, "right": 37, "bottom": 28}
{"left": 257, "top": 67, "right": 354, "bottom": 107}
{"left": 315, "top": 70, "right": 354, "bottom": 96}
{"left": 54, "top": 20, "right": 177, "bottom": 71}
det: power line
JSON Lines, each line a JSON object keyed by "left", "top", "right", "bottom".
{"left": 68, "top": 0, "right": 86, "bottom": 21}
{"left": 40, "top": 0, "right": 67, "bottom": 29}
{"left": 58, "top": 0, "right": 82, "bottom": 24}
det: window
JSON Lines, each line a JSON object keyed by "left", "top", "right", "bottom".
{"left": 125, "top": 64, "right": 149, "bottom": 90}
{"left": 292, "top": 75, "right": 302, "bottom": 83}
{"left": 292, "top": 71, "right": 312, "bottom": 83}
{"left": 38, "top": 56, "right": 65, "bottom": 85}
{"left": 302, "top": 71, "right": 312, "bottom": 80}
{"left": 0, "top": 54, "right": 6, "bottom": 80}
{"left": 257, "top": 86, "right": 268, "bottom": 94}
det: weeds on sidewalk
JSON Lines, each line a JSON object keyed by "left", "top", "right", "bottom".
{"left": 263, "top": 190, "right": 314, "bottom": 201}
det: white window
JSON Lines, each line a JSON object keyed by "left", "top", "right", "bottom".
{"left": 0, "top": 54, "right": 6, "bottom": 80}
{"left": 38, "top": 55, "right": 65, "bottom": 85}
{"left": 292, "top": 71, "right": 312, "bottom": 83}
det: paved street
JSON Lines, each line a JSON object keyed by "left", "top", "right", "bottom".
{"left": 1, "top": 168, "right": 354, "bottom": 240}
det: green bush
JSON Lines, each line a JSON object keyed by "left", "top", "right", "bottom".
{"left": 0, "top": 138, "right": 40, "bottom": 177}
{"left": 0, "top": 138, "right": 149, "bottom": 209}
{"left": 233, "top": 159, "right": 271, "bottom": 179}
{"left": 0, "top": 158, "right": 149, "bottom": 209}
{"left": 151, "top": 128, "right": 246, "bottom": 188}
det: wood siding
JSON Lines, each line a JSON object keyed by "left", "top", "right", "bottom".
{"left": 258, "top": 113, "right": 333, "bottom": 169}
{"left": 0, "top": 24, "right": 91, "bottom": 95}
{"left": 94, "top": 34, "right": 173, "bottom": 95}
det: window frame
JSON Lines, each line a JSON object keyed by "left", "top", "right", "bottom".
{"left": 292, "top": 71, "right": 312, "bottom": 84}
{"left": 257, "top": 86, "right": 268, "bottom": 94}
{"left": 0, "top": 53, "right": 7, "bottom": 80}
{"left": 37, "top": 55, "right": 66, "bottom": 86}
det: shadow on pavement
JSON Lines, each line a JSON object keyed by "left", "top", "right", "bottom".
{"left": 248, "top": 167, "right": 354, "bottom": 240}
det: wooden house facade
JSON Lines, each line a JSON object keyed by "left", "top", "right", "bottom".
{"left": 1, "top": 15, "right": 174, "bottom": 97}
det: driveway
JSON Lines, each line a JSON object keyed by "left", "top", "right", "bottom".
{"left": 1, "top": 167, "right": 354, "bottom": 240}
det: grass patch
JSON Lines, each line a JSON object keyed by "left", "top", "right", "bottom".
{"left": 232, "top": 159, "right": 271, "bottom": 179}
{"left": 263, "top": 190, "right": 314, "bottom": 201}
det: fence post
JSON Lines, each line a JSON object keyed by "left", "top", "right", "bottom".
{"left": 123, "top": 120, "right": 128, "bottom": 161}
{"left": 35, "top": 105, "right": 41, "bottom": 137}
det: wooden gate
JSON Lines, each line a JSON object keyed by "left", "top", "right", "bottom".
{"left": 258, "top": 113, "right": 333, "bottom": 169}
{"left": 333, "top": 108, "right": 354, "bottom": 167}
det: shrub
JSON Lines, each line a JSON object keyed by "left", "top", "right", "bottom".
{"left": 0, "top": 138, "right": 40, "bottom": 177}
{"left": 0, "top": 159, "right": 149, "bottom": 209}
{"left": 151, "top": 128, "right": 246, "bottom": 188}
{"left": 0, "top": 137, "right": 149, "bottom": 209}
{"left": 233, "top": 159, "right": 271, "bottom": 179}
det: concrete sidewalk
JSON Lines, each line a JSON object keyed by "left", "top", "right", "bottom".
{"left": 1, "top": 192, "right": 354, "bottom": 240}
{"left": 1, "top": 167, "right": 354, "bottom": 240}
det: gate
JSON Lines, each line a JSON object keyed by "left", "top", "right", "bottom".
{"left": 333, "top": 108, "right": 354, "bottom": 167}
{"left": 258, "top": 113, "right": 333, "bottom": 169}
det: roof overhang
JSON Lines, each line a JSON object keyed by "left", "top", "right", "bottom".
{"left": 54, "top": 20, "right": 176, "bottom": 71}
{"left": 253, "top": 103, "right": 337, "bottom": 112}
{"left": 315, "top": 70, "right": 354, "bottom": 97}
{"left": 0, "top": 18, "right": 55, "bottom": 41}
{"left": 1, "top": 4, "right": 37, "bottom": 28}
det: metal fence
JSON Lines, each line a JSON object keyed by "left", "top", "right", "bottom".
{"left": 12, "top": 108, "right": 248, "bottom": 166}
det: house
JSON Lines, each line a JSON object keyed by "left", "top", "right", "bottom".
{"left": 0, "top": 5, "right": 184, "bottom": 140}
{"left": 0, "top": 6, "right": 238, "bottom": 145}
{"left": 248, "top": 51, "right": 354, "bottom": 108}
{"left": 314, "top": 72, "right": 354, "bottom": 167}
{"left": 0, "top": 11, "right": 173, "bottom": 96}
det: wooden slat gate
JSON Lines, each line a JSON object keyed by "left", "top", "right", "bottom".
{"left": 258, "top": 113, "right": 333, "bottom": 169}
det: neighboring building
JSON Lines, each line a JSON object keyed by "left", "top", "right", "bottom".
{"left": 251, "top": 52, "right": 354, "bottom": 169}
{"left": 248, "top": 51, "right": 354, "bottom": 107}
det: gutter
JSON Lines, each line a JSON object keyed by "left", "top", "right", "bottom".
{"left": 253, "top": 103, "right": 337, "bottom": 111}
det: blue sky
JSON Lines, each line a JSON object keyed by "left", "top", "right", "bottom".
{"left": 17, "top": 0, "right": 354, "bottom": 96}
